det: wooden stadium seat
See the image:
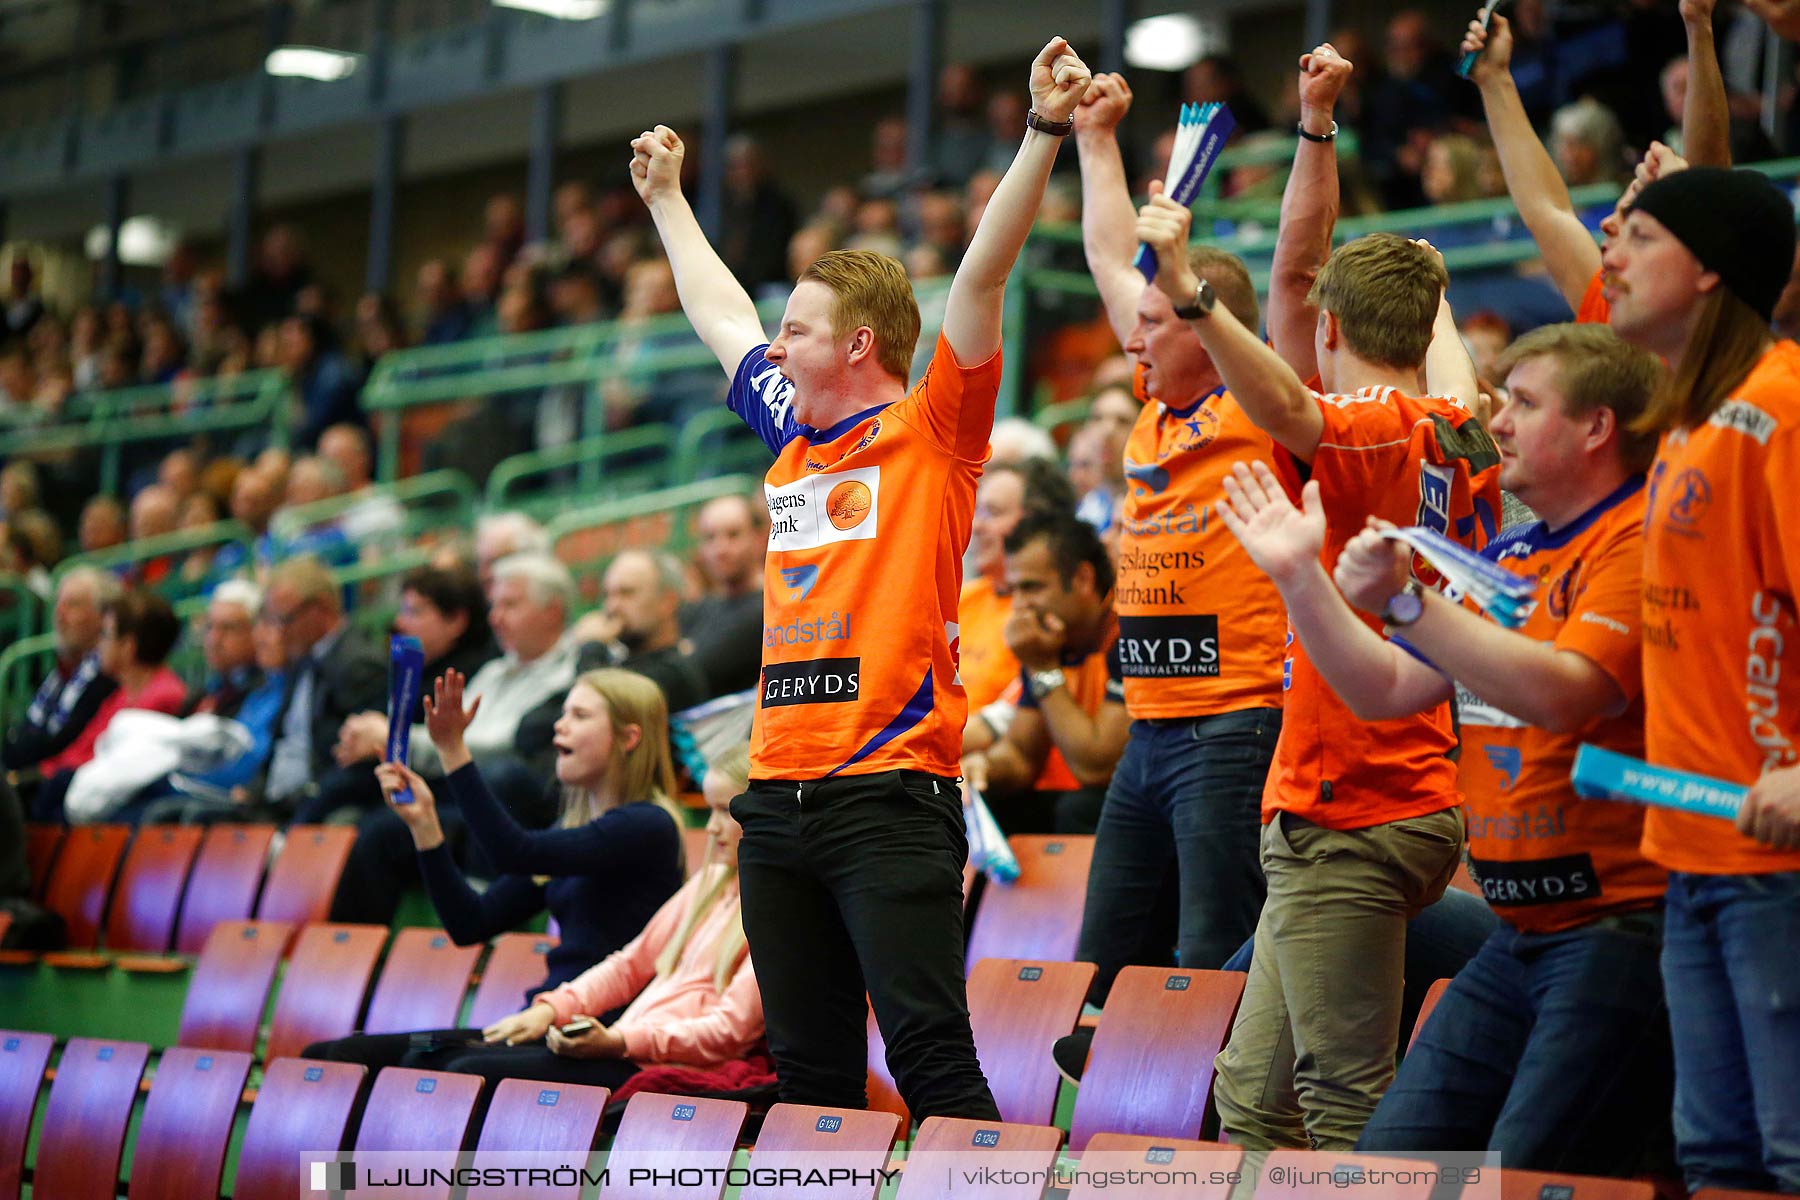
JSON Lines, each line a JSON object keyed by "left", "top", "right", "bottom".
{"left": 354, "top": 1067, "right": 484, "bottom": 1189}
{"left": 0, "top": 914, "right": 9, "bottom": 947}
{"left": 233, "top": 1058, "right": 368, "bottom": 1200}
{"left": 865, "top": 1007, "right": 909, "bottom": 1132}
{"left": 1066, "top": 1134, "right": 1242, "bottom": 1200}
{"left": 40, "top": 823, "right": 131, "bottom": 948}
{"left": 965, "top": 835, "right": 1094, "bottom": 968}
{"left": 893, "top": 1116, "right": 1063, "bottom": 1200}
{"left": 363, "top": 927, "right": 483, "bottom": 1034}
{"left": 1068, "top": 966, "right": 1246, "bottom": 1151}
{"left": 739, "top": 1103, "right": 900, "bottom": 1200}
{"left": 596, "top": 1092, "right": 750, "bottom": 1199}
{"left": 1408, "top": 978, "right": 1453, "bottom": 1052}
{"left": 683, "top": 827, "right": 711, "bottom": 877}
{"left": 32, "top": 1037, "right": 151, "bottom": 1200}
{"left": 23, "top": 824, "right": 63, "bottom": 900}
{"left": 1692, "top": 1190, "right": 1795, "bottom": 1199}
{"left": 104, "top": 824, "right": 203, "bottom": 952}
{"left": 177, "top": 919, "right": 292, "bottom": 1053}
{"left": 467, "top": 933, "right": 559, "bottom": 1029}
{"left": 1500, "top": 1169, "right": 1656, "bottom": 1199}
{"left": 254, "top": 824, "right": 355, "bottom": 927}
{"left": 0, "top": 1031, "right": 54, "bottom": 1200}
{"left": 1252, "top": 1150, "right": 1440, "bottom": 1199}
{"left": 126, "top": 1046, "right": 254, "bottom": 1200}
{"left": 465, "top": 1079, "right": 610, "bottom": 1200}
{"left": 175, "top": 823, "right": 275, "bottom": 954}
{"left": 967, "top": 957, "right": 1095, "bottom": 1126}
{"left": 264, "top": 923, "right": 387, "bottom": 1062}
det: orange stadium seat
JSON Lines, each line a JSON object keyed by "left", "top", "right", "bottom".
{"left": 964, "top": 835, "right": 1094, "bottom": 968}
{"left": 1499, "top": 1168, "right": 1656, "bottom": 1199}
{"left": 177, "top": 919, "right": 292, "bottom": 1053}
{"left": 362, "top": 927, "right": 483, "bottom": 1035}
{"left": 31, "top": 1037, "right": 150, "bottom": 1200}
{"left": 1066, "top": 1134, "right": 1242, "bottom": 1200}
{"left": 125, "top": 1046, "right": 254, "bottom": 1200}
{"left": 255, "top": 825, "right": 355, "bottom": 928}
{"left": 1409, "top": 977, "right": 1453, "bottom": 1053}
{"left": 1068, "top": 966, "right": 1246, "bottom": 1152}
{"left": 104, "top": 823, "right": 202, "bottom": 952}
{"left": 0, "top": 1031, "right": 55, "bottom": 1200}
{"left": 175, "top": 823, "right": 276, "bottom": 954}
{"left": 23, "top": 824, "right": 63, "bottom": 901}
{"left": 353, "top": 1066, "right": 485, "bottom": 1185}
{"left": 466, "top": 932, "right": 559, "bottom": 1029}
{"left": 865, "top": 1006, "right": 909, "bottom": 1132}
{"left": 263, "top": 923, "right": 386, "bottom": 1062}
{"left": 465, "top": 1079, "right": 611, "bottom": 1200}
{"left": 893, "top": 1116, "right": 1063, "bottom": 1200}
{"left": 40, "top": 823, "right": 131, "bottom": 948}
{"left": 233, "top": 1058, "right": 368, "bottom": 1200}
{"left": 740, "top": 1103, "right": 900, "bottom": 1200}
{"left": 597, "top": 1092, "right": 750, "bottom": 1200}
{"left": 967, "top": 957, "right": 1095, "bottom": 1127}
{"left": 1252, "top": 1150, "right": 1440, "bottom": 1200}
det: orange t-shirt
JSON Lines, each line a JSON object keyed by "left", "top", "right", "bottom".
{"left": 1575, "top": 269, "right": 1610, "bottom": 325}
{"left": 729, "top": 333, "right": 1001, "bottom": 781}
{"left": 1014, "top": 612, "right": 1125, "bottom": 792}
{"left": 1641, "top": 341, "right": 1800, "bottom": 874}
{"left": 958, "top": 576, "right": 1020, "bottom": 711}
{"left": 1116, "top": 366, "right": 1287, "bottom": 719}
{"left": 1268, "top": 386, "right": 1504, "bottom": 831}
{"left": 1425, "top": 477, "right": 1666, "bottom": 931}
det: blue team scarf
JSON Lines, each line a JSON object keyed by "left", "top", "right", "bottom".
{"left": 26, "top": 650, "right": 104, "bottom": 735}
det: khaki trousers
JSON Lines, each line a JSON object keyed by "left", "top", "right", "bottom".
{"left": 1212, "top": 806, "right": 1465, "bottom": 1150}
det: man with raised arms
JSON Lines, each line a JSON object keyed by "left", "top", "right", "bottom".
{"left": 627, "top": 37, "right": 1091, "bottom": 1120}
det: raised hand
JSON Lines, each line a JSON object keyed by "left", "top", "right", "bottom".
{"left": 421, "top": 669, "right": 481, "bottom": 763}
{"left": 1134, "top": 181, "right": 1199, "bottom": 308}
{"left": 1334, "top": 521, "right": 1413, "bottom": 614}
{"left": 376, "top": 758, "right": 438, "bottom": 818}
{"left": 1298, "top": 42, "right": 1353, "bottom": 114}
{"left": 482, "top": 1002, "right": 556, "bottom": 1046}
{"left": 1077, "top": 71, "right": 1133, "bottom": 135}
{"left": 1217, "top": 461, "right": 1326, "bottom": 586}
{"left": 1029, "top": 36, "right": 1093, "bottom": 125}
{"left": 1680, "top": 0, "right": 1717, "bottom": 24}
{"left": 1460, "top": 8, "right": 1514, "bottom": 87}
{"left": 628, "top": 125, "right": 685, "bottom": 205}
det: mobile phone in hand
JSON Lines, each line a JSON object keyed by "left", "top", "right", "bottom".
{"left": 1457, "top": 2, "right": 1503, "bottom": 78}
{"left": 560, "top": 1017, "right": 596, "bottom": 1037}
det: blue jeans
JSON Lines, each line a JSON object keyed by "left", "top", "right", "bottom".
{"left": 1664, "top": 870, "right": 1800, "bottom": 1193}
{"left": 1075, "top": 708, "right": 1280, "bottom": 1004}
{"left": 1356, "top": 911, "right": 1672, "bottom": 1175}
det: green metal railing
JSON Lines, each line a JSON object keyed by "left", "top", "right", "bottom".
{"left": 268, "top": 469, "right": 478, "bottom": 548}
{"left": 485, "top": 427, "right": 678, "bottom": 519}
{"left": 548, "top": 475, "right": 762, "bottom": 593}
{"left": 0, "top": 631, "right": 58, "bottom": 737}
{"left": 51, "top": 520, "right": 254, "bottom": 596}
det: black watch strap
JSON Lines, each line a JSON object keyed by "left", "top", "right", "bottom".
{"left": 1026, "top": 110, "right": 1076, "bottom": 137}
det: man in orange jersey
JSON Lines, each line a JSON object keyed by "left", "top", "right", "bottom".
{"left": 1602, "top": 165, "right": 1800, "bottom": 1193}
{"left": 1139, "top": 208, "right": 1502, "bottom": 1147}
{"left": 628, "top": 39, "right": 1092, "bottom": 1121}
{"left": 961, "top": 510, "right": 1126, "bottom": 835}
{"left": 1217, "top": 322, "right": 1675, "bottom": 1173}
{"left": 1062, "top": 53, "right": 1352, "bottom": 1004}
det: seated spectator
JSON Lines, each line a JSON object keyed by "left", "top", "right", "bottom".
{"left": 256, "top": 555, "right": 386, "bottom": 818}
{"left": 278, "top": 314, "right": 363, "bottom": 451}
{"left": 263, "top": 455, "right": 356, "bottom": 570}
{"left": 205, "top": 467, "right": 280, "bottom": 585}
{"left": 721, "top": 134, "right": 799, "bottom": 291}
{"left": 33, "top": 591, "right": 186, "bottom": 820}
{"left": 962, "top": 512, "right": 1124, "bottom": 835}
{"left": 1551, "top": 96, "right": 1628, "bottom": 190}
{"left": 157, "top": 450, "right": 199, "bottom": 506}
{"left": 2, "top": 567, "right": 121, "bottom": 775}
{"left": 414, "top": 257, "right": 473, "bottom": 346}
{"left": 307, "top": 668, "right": 690, "bottom": 1077}
{"left": 78, "top": 496, "right": 127, "bottom": 556}
{"left": 185, "top": 580, "right": 268, "bottom": 719}
{"left": 0, "top": 461, "right": 39, "bottom": 522}
{"left": 126, "top": 484, "right": 181, "bottom": 588}
{"left": 314, "top": 738, "right": 760, "bottom": 1103}
{"left": 4, "top": 511, "right": 59, "bottom": 602}
{"left": 473, "top": 511, "right": 551, "bottom": 593}
{"left": 316, "top": 422, "right": 404, "bottom": 544}
{"left": 1184, "top": 54, "right": 1272, "bottom": 134}
{"left": 1067, "top": 421, "right": 1124, "bottom": 534}
{"left": 566, "top": 550, "right": 709, "bottom": 716}
{"left": 678, "top": 494, "right": 767, "bottom": 698}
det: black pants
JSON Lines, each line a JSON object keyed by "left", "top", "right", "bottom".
{"left": 730, "top": 770, "right": 999, "bottom": 1122}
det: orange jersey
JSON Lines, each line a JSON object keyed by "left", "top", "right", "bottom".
{"left": 1576, "top": 268, "right": 1610, "bottom": 325}
{"left": 958, "top": 576, "right": 1020, "bottom": 711}
{"left": 1268, "top": 387, "right": 1504, "bottom": 831}
{"left": 1428, "top": 477, "right": 1666, "bottom": 931}
{"left": 1641, "top": 341, "right": 1800, "bottom": 874}
{"left": 1117, "top": 366, "right": 1287, "bottom": 719}
{"left": 729, "top": 333, "right": 1000, "bottom": 781}
{"left": 1015, "top": 613, "right": 1125, "bottom": 792}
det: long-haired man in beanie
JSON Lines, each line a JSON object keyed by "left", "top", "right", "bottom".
{"left": 1603, "top": 164, "right": 1800, "bottom": 1193}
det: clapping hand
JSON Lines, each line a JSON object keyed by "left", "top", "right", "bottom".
{"left": 1216, "top": 461, "right": 1327, "bottom": 587}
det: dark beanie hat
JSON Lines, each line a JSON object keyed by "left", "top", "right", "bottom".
{"left": 1629, "top": 167, "right": 1796, "bottom": 322}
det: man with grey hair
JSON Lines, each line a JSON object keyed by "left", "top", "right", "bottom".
{"left": 186, "top": 580, "right": 266, "bottom": 718}
{"left": 586, "top": 549, "right": 707, "bottom": 710}
{"left": 3, "top": 567, "right": 122, "bottom": 773}
{"left": 474, "top": 512, "right": 551, "bottom": 593}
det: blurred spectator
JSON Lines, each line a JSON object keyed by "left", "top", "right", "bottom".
{"left": 157, "top": 450, "right": 199, "bottom": 506}
{"left": 78, "top": 496, "right": 127, "bottom": 555}
{"left": 554, "top": 180, "right": 596, "bottom": 245}
{"left": 863, "top": 115, "right": 914, "bottom": 199}
{"left": 5, "top": 257, "right": 44, "bottom": 340}
{"left": 241, "top": 225, "right": 314, "bottom": 335}
{"left": 175, "top": 489, "right": 226, "bottom": 590}
{"left": 353, "top": 292, "right": 408, "bottom": 374}
{"left": 965, "top": 169, "right": 1004, "bottom": 243}
{"left": 474, "top": 512, "right": 551, "bottom": 593}
{"left": 935, "top": 63, "right": 993, "bottom": 185}
{"left": 979, "top": 90, "right": 1030, "bottom": 175}
{"left": 278, "top": 314, "right": 364, "bottom": 451}
{"left": 786, "top": 224, "right": 838, "bottom": 283}
{"left": 847, "top": 198, "right": 903, "bottom": 258}
{"left": 185, "top": 580, "right": 266, "bottom": 719}
{"left": 3, "top": 567, "right": 121, "bottom": 772}
{"left": 1551, "top": 97, "right": 1628, "bottom": 187}
{"left": 461, "top": 244, "right": 505, "bottom": 339}
{"left": 1184, "top": 55, "right": 1272, "bottom": 134}
{"left": 160, "top": 242, "right": 201, "bottom": 338}
{"left": 989, "top": 417, "right": 1058, "bottom": 466}
{"left": 267, "top": 456, "right": 356, "bottom": 571}
{"left": 140, "top": 315, "right": 187, "bottom": 385}
{"left": 393, "top": 564, "right": 501, "bottom": 715}
{"left": 1086, "top": 382, "right": 1138, "bottom": 447}
{"left": 600, "top": 258, "right": 715, "bottom": 431}
{"left": 0, "top": 345, "right": 35, "bottom": 415}
{"left": 584, "top": 550, "right": 709, "bottom": 713}
{"left": 318, "top": 423, "right": 404, "bottom": 543}
{"left": 1361, "top": 10, "right": 1471, "bottom": 208}
{"left": 721, "top": 135, "right": 799, "bottom": 291}
{"left": 485, "top": 193, "right": 528, "bottom": 273}
{"left": 917, "top": 190, "right": 967, "bottom": 264}
{"left": 1659, "top": 53, "right": 1772, "bottom": 164}
{"left": 69, "top": 306, "right": 104, "bottom": 390}
{"left": 416, "top": 258, "right": 474, "bottom": 346}
{"left": 5, "top": 512, "right": 59, "bottom": 599}
{"left": 1422, "top": 133, "right": 1486, "bottom": 206}
{"left": 1459, "top": 311, "right": 1513, "bottom": 384}
{"left": 207, "top": 467, "right": 280, "bottom": 582}
{"left": 679, "top": 494, "right": 768, "bottom": 698}
{"left": 1067, "top": 421, "right": 1124, "bottom": 534}
{"left": 548, "top": 260, "right": 607, "bottom": 328}
{"left": 126, "top": 484, "right": 181, "bottom": 585}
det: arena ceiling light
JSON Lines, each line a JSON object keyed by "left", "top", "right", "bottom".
{"left": 85, "top": 216, "right": 178, "bottom": 267}
{"left": 264, "top": 46, "right": 363, "bottom": 81}
{"left": 1123, "top": 13, "right": 1219, "bottom": 72}
{"left": 492, "top": 0, "right": 608, "bottom": 19}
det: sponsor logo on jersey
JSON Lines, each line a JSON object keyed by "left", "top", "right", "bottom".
{"left": 1709, "top": 400, "right": 1777, "bottom": 445}
{"left": 1469, "top": 852, "right": 1601, "bottom": 907}
{"left": 780, "top": 564, "right": 820, "bottom": 600}
{"left": 1123, "top": 458, "right": 1171, "bottom": 496}
{"left": 1483, "top": 744, "right": 1523, "bottom": 790}
{"left": 763, "top": 610, "right": 854, "bottom": 648}
{"left": 805, "top": 418, "right": 882, "bottom": 472}
{"left": 761, "top": 657, "right": 861, "bottom": 707}
{"left": 765, "top": 466, "right": 880, "bottom": 551}
{"left": 1117, "top": 615, "right": 1221, "bottom": 678}
{"left": 1665, "top": 468, "right": 1712, "bottom": 530}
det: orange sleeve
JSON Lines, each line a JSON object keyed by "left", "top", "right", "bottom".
{"left": 897, "top": 332, "right": 1003, "bottom": 461}
{"left": 1766, "top": 422, "right": 1800, "bottom": 603}
{"left": 1306, "top": 393, "right": 1414, "bottom": 520}
{"left": 1575, "top": 269, "right": 1610, "bottom": 325}
{"left": 1553, "top": 517, "right": 1645, "bottom": 702}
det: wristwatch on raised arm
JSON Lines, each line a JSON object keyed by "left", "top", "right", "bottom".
{"left": 1173, "top": 278, "right": 1216, "bottom": 321}
{"left": 1381, "top": 580, "right": 1428, "bottom": 628}
{"left": 1027, "top": 668, "right": 1067, "bottom": 701}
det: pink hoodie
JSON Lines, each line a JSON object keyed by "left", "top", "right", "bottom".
{"left": 538, "top": 864, "right": 762, "bottom": 1067}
